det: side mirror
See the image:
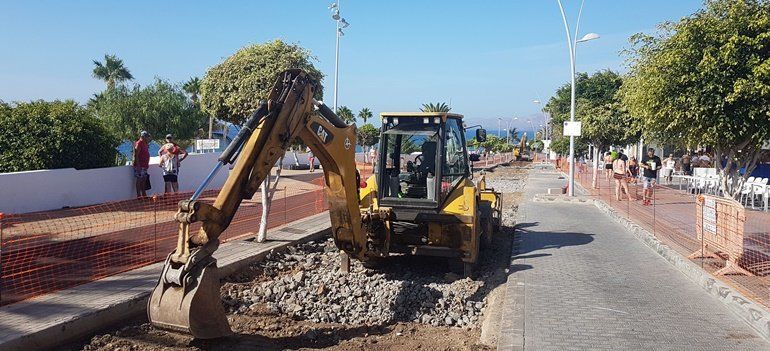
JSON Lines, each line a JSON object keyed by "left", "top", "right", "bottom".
{"left": 476, "top": 128, "right": 487, "bottom": 142}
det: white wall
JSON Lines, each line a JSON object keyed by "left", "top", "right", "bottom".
{"left": 0, "top": 152, "right": 228, "bottom": 214}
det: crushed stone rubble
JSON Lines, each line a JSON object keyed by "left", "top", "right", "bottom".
{"left": 221, "top": 238, "right": 508, "bottom": 329}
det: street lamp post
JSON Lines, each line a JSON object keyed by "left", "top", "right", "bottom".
{"left": 556, "top": 0, "right": 599, "bottom": 196}
{"left": 329, "top": 1, "right": 349, "bottom": 112}
{"left": 506, "top": 117, "right": 518, "bottom": 144}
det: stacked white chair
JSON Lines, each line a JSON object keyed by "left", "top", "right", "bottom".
{"left": 739, "top": 177, "right": 756, "bottom": 206}
{"left": 751, "top": 177, "right": 769, "bottom": 210}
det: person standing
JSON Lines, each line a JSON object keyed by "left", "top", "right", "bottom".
{"left": 159, "top": 134, "right": 188, "bottom": 193}
{"left": 604, "top": 152, "right": 614, "bottom": 182}
{"left": 133, "top": 131, "right": 151, "bottom": 198}
{"left": 682, "top": 152, "right": 692, "bottom": 175}
{"left": 307, "top": 147, "right": 315, "bottom": 173}
{"left": 628, "top": 156, "right": 640, "bottom": 199}
{"left": 369, "top": 147, "right": 377, "bottom": 167}
{"left": 662, "top": 154, "right": 676, "bottom": 184}
{"left": 612, "top": 154, "right": 632, "bottom": 201}
{"left": 640, "top": 148, "right": 662, "bottom": 206}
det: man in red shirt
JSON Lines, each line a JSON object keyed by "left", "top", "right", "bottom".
{"left": 133, "top": 131, "right": 151, "bottom": 197}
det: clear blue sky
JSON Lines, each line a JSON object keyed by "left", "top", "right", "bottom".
{"left": 0, "top": 0, "right": 701, "bottom": 130}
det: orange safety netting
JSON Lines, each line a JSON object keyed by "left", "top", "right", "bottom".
{"left": 555, "top": 161, "right": 770, "bottom": 308}
{"left": 0, "top": 174, "right": 328, "bottom": 306}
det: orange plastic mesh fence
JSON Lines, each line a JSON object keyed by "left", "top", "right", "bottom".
{"left": 0, "top": 174, "right": 329, "bottom": 306}
{"left": 565, "top": 161, "right": 770, "bottom": 308}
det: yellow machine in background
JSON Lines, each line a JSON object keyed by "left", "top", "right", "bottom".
{"left": 148, "top": 70, "right": 501, "bottom": 339}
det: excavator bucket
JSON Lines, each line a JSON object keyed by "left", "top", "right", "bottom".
{"left": 148, "top": 256, "right": 232, "bottom": 339}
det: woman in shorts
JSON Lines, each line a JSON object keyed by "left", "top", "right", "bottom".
{"left": 604, "top": 152, "right": 614, "bottom": 182}
{"left": 612, "top": 155, "right": 632, "bottom": 201}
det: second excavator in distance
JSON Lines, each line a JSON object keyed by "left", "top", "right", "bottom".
{"left": 148, "top": 69, "right": 502, "bottom": 339}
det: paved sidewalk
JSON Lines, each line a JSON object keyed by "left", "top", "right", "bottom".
{"left": 0, "top": 212, "right": 331, "bottom": 351}
{"left": 498, "top": 168, "right": 770, "bottom": 351}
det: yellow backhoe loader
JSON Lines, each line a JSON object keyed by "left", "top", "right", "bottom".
{"left": 148, "top": 69, "right": 501, "bottom": 339}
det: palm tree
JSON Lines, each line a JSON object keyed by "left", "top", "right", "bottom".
{"left": 336, "top": 106, "right": 356, "bottom": 124}
{"left": 92, "top": 54, "right": 133, "bottom": 90}
{"left": 183, "top": 77, "right": 201, "bottom": 104}
{"left": 509, "top": 127, "right": 520, "bottom": 144}
{"left": 420, "top": 102, "right": 451, "bottom": 112}
{"left": 357, "top": 107, "right": 373, "bottom": 124}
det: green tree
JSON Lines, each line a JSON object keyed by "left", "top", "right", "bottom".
{"left": 620, "top": 0, "right": 770, "bottom": 198}
{"left": 200, "top": 39, "right": 324, "bottom": 125}
{"left": 545, "top": 70, "right": 631, "bottom": 156}
{"left": 94, "top": 79, "right": 207, "bottom": 146}
{"left": 92, "top": 54, "right": 134, "bottom": 90}
{"left": 357, "top": 123, "right": 379, "bottom": 148}
{"left": 0, "top": 100, "right": 119, "bottom": 172}
{"left": 420, "top": 102, "right": 451, "bottom": 112}
{"left": 357, "top": 107, "right": 373, "bottom": 124}
{"left": 357, "top": 123, "right": 380, "bottom": 162}
{"left": 336, "top": 106, "right": 355, "bottom": 124}
{"left": 183, "top": 77, "right": 202, "bottom": 105}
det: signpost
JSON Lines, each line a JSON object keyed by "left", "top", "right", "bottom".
{"left": 562, "top": 121, "right": 582, "bottom": 137}
{"left": 196, "top": 139, "right": 220, "bottom": 152}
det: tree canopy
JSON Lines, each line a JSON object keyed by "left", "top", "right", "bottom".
{"left": 420, "top": 102, "right": 451, "bottom": 112}
{"left": 620, "top": 0, "right": 770, "bottom": 197}
{"left": 545, "top": 70, "right": 636, "bottom": 154}
{"left": 357, "top": 108, "right": 373, "bottom": 124}
{"left": 357, "top": 123, "right": 379, "bottom": 148}
{"left": 0, "top": 100, "right": 119, "bottom": 172}
{"left": 183, "top": 77, "right": 202, "bottom": 105}
{"left": 92, "top": 54, "right": 133, "bottom": 90}
{"left": 94, "top": 79, "right": 207, "bottom": 144}
{"left": 336, "top": 106, "right": 355, "bottom": 124}
{"left": 200, "top": 40, "right": 324, "bottom": 125}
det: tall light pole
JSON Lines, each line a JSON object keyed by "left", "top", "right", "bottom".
{"left": 533, "top": 99, "right": 550, "bottom": 140}
{"left": 557, "top": 0, "right": 599, "bottom": 196}
{"left": 497, "top": 117, "right": 502, "bottom": 138}
{"left": 329, "top": 1, "right": 349, "bottom": 112}
{"left": 507, "top": 117, "right": 518, "bottom": 144}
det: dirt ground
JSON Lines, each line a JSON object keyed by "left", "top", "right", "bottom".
{"left": 67, "top": 165, "right": 527, "bottom": 351}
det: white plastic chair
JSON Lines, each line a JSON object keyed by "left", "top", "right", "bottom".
{"left": 740, "top": 177, "right": 756, "bottom": 206}
{"left": 751, "top": 178, "right": 769, "bottom": 209}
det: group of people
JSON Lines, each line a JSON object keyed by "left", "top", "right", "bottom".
{"left": 603, "top": 148, "right": 661, "bottom": 206}
{"left": 132, "top": 131, "right": 188, "bottom": 198}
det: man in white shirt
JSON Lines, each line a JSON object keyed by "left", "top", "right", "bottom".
{"left": 662, "top": 154, "right": 676, "bottom": 184}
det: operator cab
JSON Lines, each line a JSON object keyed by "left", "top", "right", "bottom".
{"left": 377, "top": 113, "right": 475, "bottom": 210}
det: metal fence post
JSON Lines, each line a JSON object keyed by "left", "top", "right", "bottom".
{"left": 152, "top": 195, "right": 158, "bottom": 261}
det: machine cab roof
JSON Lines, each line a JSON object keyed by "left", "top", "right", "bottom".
{"left": 377, "top": 112, "right": 469, "bottom": 210}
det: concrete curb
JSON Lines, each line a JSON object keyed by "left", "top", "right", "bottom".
{"left": 0, "top": 212, "right": 331, "bottom": 351}
{"left": 570, "top": 178, "right": 770, "bottom": 340}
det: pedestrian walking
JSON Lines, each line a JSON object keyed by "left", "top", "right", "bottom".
{"left": 307, "top": 147, "right": 315, "bottom": 173}
{"left": 640, "top": 148, "right": 662, "bottom": 206}
{"left": 612, "top": 154, "right": 632, "bottom": 201}
{"left": 159, "top": 134, "right": 188, "bottom": 193}
{"left": 662, "top": 154, "right": 676, "bottom": 184}
{"left": 132, "top": 131, "right": 151, "bottom": 198}
{"left": 604, "top": 152, "right": 614, "bottom": 182}
{"left": 628, "top": 156, "right": 640, "bottom": 199}
{"left": 369, "top": 147, "right": 376, "bottom": 167}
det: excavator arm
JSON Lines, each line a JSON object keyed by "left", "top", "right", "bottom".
{"left": 148, "top": 69, "right": 374, "bottom": 338}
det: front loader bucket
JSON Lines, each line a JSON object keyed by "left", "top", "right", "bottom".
{"left": 148, "top": 258, "right": 232, "bottom": 339}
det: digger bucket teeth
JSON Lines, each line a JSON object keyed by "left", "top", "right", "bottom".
{"left": 148, "top": 257, "right": 232, "bottom": 339}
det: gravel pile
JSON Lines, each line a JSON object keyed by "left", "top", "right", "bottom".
{"left": 222, "top": 238, "right": 508, "bottom": 329}
{"left": 485, "top": 175, "right": 526, "bottom": 194}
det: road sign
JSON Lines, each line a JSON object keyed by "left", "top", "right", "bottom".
{"left": 563, "top": 121, "right": 582, "bottom": 136}
{"left": 196, "top": 139, "right": 220, "bottom": 151}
